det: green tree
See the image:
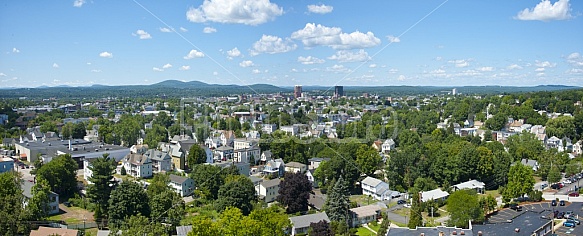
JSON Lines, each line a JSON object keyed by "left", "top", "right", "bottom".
{"left": 40, "top": 121, "right": 58, "bottom": 134}
{"left": 546, "top": 115, "right": 576, "bottom": 139}
{"left": 355, "top": 144, "right": 382, "bottom": 177}
{"left": 187, "top": 144, "right": 207, "bottom": 167}
{"left": 408, "top": 191, "right": 423, "bottom": 229}
{"left": 277, "top": 172, "right": 312, "bottom": 214}
{"left": 189, "top": 164, "right": 226, "bottom": 200}
{"left": 547, "top": 165, "right": 561, "bottom": 184}
{"left": 377, "top": 214, "right": 390, "bottom": 236}
{"left": 120, "top": 214, "right": 168, "bottom": 236}
{"left": 309, "top": 220, "right": 333, "bottom": 236}
{"left": 108, "top": 181, "right": 150, "bottom": 227}
{"left": 217, "top": 175, "right": 256, "bottom": 215}
{"left": 28, "top": 178, "right": 52, "bottom": 220}
{"left": 0, "top": 172, "right": 30, "bottom": 235}
{"left": 72, "top": 122, "right": 87, "bottom": 139}
{"left": 35, "top": 154, "right": 78, "bottom": 199}
{"left": 447, "top": 190, "right": 483, "bottom": 228}
{"left": 413, "top": 177, "right": 438, "bottom": 192}
{"left": 87, "top": 154, "right": 117, "bottom": 219}
{"left": 188, "top": 215, "right": 222, "bottom": 236}
{"left": 324, "top": 176, "right": 350, "bottom": 222}
{"left": 153, "top": 111, "right": 172, "bottom": 128}
{"left": 485, "top": 113, "right": 507, "bottom": 131}
{"left": 149, "top": 188, "right": 184, "bottom": 225}
{"left": 502, "top": 163, "right": 535, "bottom": 201}
{"left": 146, "top": 173, "right": 170, "bottom": 197}
{"left": 144, "top": 124, "right": 168, "bottom": 148}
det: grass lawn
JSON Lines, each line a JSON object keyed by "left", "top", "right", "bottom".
{"left": 48, "top": 214, "right": 83, "bottom": 224}
{"left": 368, "top": 223, "right": 381, "bottom": 232}
{"left": 84, "top": 228, "right": 98, "bottom": 236}
{"left": 48, "top": 206, "right": 93, "bottom": 225}
{"left": 356, "top": 227, "right": 376, "bottom": 236}
{"left": 350, "top": 195, "right": 378, "bottom": 206}
{"left": 486, "top": 190, "right": 500, "bottom": 198}
{"left": 393, "top": 207, "right": 410, "bottom": 217}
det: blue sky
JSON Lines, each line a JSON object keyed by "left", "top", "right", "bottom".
{"left": 1, "top": 0, "right": 582, "bottom": 88}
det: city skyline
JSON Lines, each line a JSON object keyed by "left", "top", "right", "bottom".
{"left": 1, "top": 0, "right": 582, "bottom": 88}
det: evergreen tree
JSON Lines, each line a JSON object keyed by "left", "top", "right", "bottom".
{"left": 277, "top": 172, "right": 312, "bottom": 214}
{"left": 0, "top": 172, "right": 30, "bottom": 235}
{"left": 325, "top": 176, "right": 350, "bottom": 223}
{"left": 408, "top": 191, "right": 423, "bottom": 229}
{"left": 87, "top": 154, "right": 117, "bottom": 219}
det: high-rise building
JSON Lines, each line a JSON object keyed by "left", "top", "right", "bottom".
{"left": 452, "top": 88, "right": 457, "bottom": 96}
{"left": 294, "top": 85, "right": 302, "bottom": 98}
{"left": 334, "top": 86, "right": 344, "bottom": 98}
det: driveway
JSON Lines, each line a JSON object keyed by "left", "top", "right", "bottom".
{"left": 386, "top": 204, "right": 408, "bottom": 225}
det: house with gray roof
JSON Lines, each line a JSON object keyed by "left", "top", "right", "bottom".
{"left": 22, "top": 180, "right": 60, "bottom": 215}
{"left": 169, "top": 174, "right": 194, "bottom": 197}
{"left": 144, "top": 149, "right": 171, "bottom": 172}
{"left": 420, "top": 188, "right": 449, "bottom": 202}
{"left": 453, "top": 179, "right": 485, "bottom": 194}
{"left": 289, "top": 212, "right": 330, "bottom": 235}
{"left": 361, "top": 176, "right": 400, "bottom": 201}
{"left": 520, "top": 158, "right": 539, "bottom": 172}
{"left": 176, "top": 226, "right": 192, "bottom": 236}
{"left": 349, "top": 204, "right": 383, "bottom": 227}
{"left": 122, "top": 153, "right": 152, "bottom": 178}
{"left": 257, "top": 178, "right": 281, "bottom": 203}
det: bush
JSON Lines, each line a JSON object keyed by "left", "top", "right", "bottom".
{"left": 69, "top": 194, "right": 95, "bottom": 211}
{"left": 529, "top": 190, "right": 543, "bottom": 202}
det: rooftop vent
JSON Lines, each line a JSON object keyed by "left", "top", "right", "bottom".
{"left": 452, "top": 231, "right": 457, "bottom": 235}
{"left": 460, "top": 231, "right": 465, "bottom": 235}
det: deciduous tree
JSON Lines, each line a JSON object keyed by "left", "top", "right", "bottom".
{"left": 277, "top": 172, "right": 312, "bottom": 214}
{"left": 447, "top": 190, "right": 483, "bottom": 228}
{"left": 217, "top": 175, "right": 256, "bottom": 215}
{"left": 108, "top": 181, "right": 150, "bottom": 226}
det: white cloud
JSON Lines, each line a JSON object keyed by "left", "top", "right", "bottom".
{"left": 12, "top": 48, "right": 19, "bottom": 53}
{"left": 537, "top": 72, "right": 546, "bottom": 77}
{"left": 477, "top": 67, "right": 494, "bottom": 72}
{"left": 180, "top": 27, "right": 188, "bottom": 32}
{"left": 568, "top": 68, "right": 583, "bottom": 74}
{"left": 227, "top": 47, "right": 242, "bottom": 59}
{"left": 388, "top": 69, "right": 399, "bottom": 74}
{"left": 386, "top": 35, "right": 401, "bottom": 43}
{"left": 183, "top": 49, "right": 205, "bottom": 59}
{"left": 535, "top": 67, "right": 545, "bottom": 72}
{"left": 535, "top": 60, "right": 557, "bottom": 68}
{"left": 239, "top": 60, "right": 254, "bottom": 67}
{"left": 99, "top": 51, "right": 113, "bottom": 58}
{"left": 179, "top": 65, "right": 191, "bottom": 71}
{"left": 186, "top": 0, "right": 283, "bottom": 26}
{"left": 297, "top": 56, "right": 325, "bottom": 65}
{"left": 91, "top": 69, "right": 101, "bottom": 73}
{"left": 250, "top": 35, "right": 297, "bottom": 56}
{"left": 252, "top": 69, "right": 261, "bottom": 74}
{"left": 369, "top": 64, "right": 377, "bottom": 68}
{"left": 430, "top": 69, "right": 446, "bottom": 74}
{"left": 307, "top": 4, "right": 333, "bottom": 14}
{"left": 73, "top": 0, "right": 85, "bottom": 7}
{"left": 213, "top": 71, "right": 218, "bottom": 76}
{"left": 160, "top": 27, "right": 172, "bottom": 33}
{"left": 203, "top": 27, "right": 217, "bottom": 33}
{"left": 397, "top": 75, "right": 407, "bottom": 81}
{"left": 162, "top": 63, "right": 173, "bottom": 69}
{"left": 153, "top": 67, "right": 164, "bottom": 72}
{"left": 448, "top": 59, "right": 470, "bottom": 68}
{"left": 515, "top": 0, "right": 573, "bottom": 21}
{"left": 291, "top": 23, "right": 381, "bottom": 49}
{"left": 0, "top": 73, "right": 6, "bottom": 77}
{"left": 134, "top": 30, "right": 152, "bottom": 39}
{"left": 507, "top": 64, "right": 523, "bottom": 70}
{"left": 326, "top": 64, "right": 351, "bottom": 73}
{"left": 52, "top": 63, "right": 59, "bottom": 68}
{"left": 328, "top": 50, "right": 371, "bottom": 62}
{"left": 567, "top": 52, "right": 583, "bottom": 67}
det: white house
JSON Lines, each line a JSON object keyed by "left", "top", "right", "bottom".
{"left": 521, "top": 159, "right": 540, "bottom": 172}
{"left": 381, "top": 139, "right": 395, "bottom": 153}
{"left": 260, "top": 150, "right": 273, "bottom": 164}
{"left": 289, "top": 212, "right": 330, "bottom": 236}
{"left": 262, "top": 124, "right": 277, "bottom": 134}
{"left": 263, "top": 158, "right": 285, "bottom": 177}
{"left": 349, "top": 204, "right": 382, "bottom": 227}
{"left": 280, "top": 125, "right": 300, "bottom": 136}
{"left": 22, "top": 180, "right": 60, "bottom": 215}
{"left": 452, "top": 180, "right": 485, "bottom": 194}
{"left": 285, "top": 162, "right": 307, "bottom": 173}
{"left": 420, "top": 188, "right": 449, "bottom": 202}
{"left": 257, "top": 178, "right": 280, "bottom": 203}
{"left": 307, "top": 157, "right": 330, "bottom": 170}
{"left": 213, "top": 146, "right": 234, "bottom": 161}
{"left": 234, "top": 146, "right": 261, "bottom": 164}
{"left": 574, "top": 140, "right": 583, "bottom": 156}
{"left": 144, "top": 149, "right": 172, "bottom": 172}
{"left": 122, "top": 153, "right": 152, "bottom": 178}
{"left": 361, "top": 176, "right": 399, "bottom": 201}
{"left": 169, "top": 174, "right": 194, "bottom": 197}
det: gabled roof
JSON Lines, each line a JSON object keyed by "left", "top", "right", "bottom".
{"left": 453, "top": 179, "right": 485, "bottom": 190}
{"left": 144, "top": 149, "right": 171, "bottom": 161}
{"left": 521, "top": 158, "right": 538, "bottom": 167}
{"left": 30, "top": 227, "right": 79, "bottom": 236}
{"left": 308, "top": 157, "right": 330, "bottom": 162}
{"left": 262, "top": 150, "right": 272, "bottom": 158}
{"left": 421, "top": 188, "right": 449, "bottom": 202}
{"left": 260, "top": 178, "right": 281, "bottom": 188}
{"left": 169, "top": 174, "right": 190, "bottom": 184}
{"left": 123, "top": 153, "right": 151, "bottom": 166}
{"left": 285, "top": 161, "right": 306, "bottom": 168}
{"left": 289, "top": 212, "right": 330, "bottom": 229}
{"left": 361, "top": 176, "right": 383, "bottom": 188}
{"left": 350, "top": 204, "right": 382, "bottom": 217}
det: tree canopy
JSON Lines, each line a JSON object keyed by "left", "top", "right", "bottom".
{"left": 277, "top": 172, "right": 312, "bottom": 214}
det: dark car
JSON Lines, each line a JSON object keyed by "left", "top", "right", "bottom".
{"left": 541, "top": 183, "right": 549, "bottom": 189}
{"left": 510, "top": 203, "right": 522, "bottom": 211}
{"left": 552, "top": 200, "right": 557, "bottom": 206}
{"left": 558, "top": 212, "right": 565, "bottom": 219}
{"left": 564, "top": 220, "right": 576, "bottom": 227}
{"left": 63, "top": 201, "right": 71, "bottom": 207}
{"left": 569, "top": 192, "right": 580, "bottom": 197}
{"left": 397, "top": 200, "right": 406, "bottom": 205}
{"left": 560, "top": 200, "right": 566, "bottom": 206}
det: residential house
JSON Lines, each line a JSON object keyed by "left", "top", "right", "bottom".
{"left": 263, "top": 158, "right": 285, "bottom": 177}
{"left": 169, "top": 174, "right": 194, "bottom": 197}
{"left": 233, "top": 138, "right": 258, "bottom": 150}
{"left": 349, "top": 204, "right": 383, "bottom": 227}
{"left": 121, "top": 153, "right": 153, "bottom": 178}
{"left": 160, "top": 143, "right": 185, "bottom": 171}
{"left": 289, "top": 212, "right": 330, "bottom": 236}
{"left": 308, "top": 157, "right": 330, "bottom": 170}
{"left": 420, "top": 188, "right": 449, "bottom": 202}
{"left": 452, "top": 180, "right": 485, "bottom": 194}
{"left": 214, "top": 146, "right": 234, "bottom": 161}
{"left": 22, "top": 181, "right": 60, "bottom": 215}
{"left": 234, "top": 145, "right": 261, "bottom": 164}
{"left": 573, "top": 140, "right": 583, "bottom": 156}
{"left": 257, "top": 178, "right": 281, "bottom": 203}
{"left": 209, "top": 161, "right": 250, "bottom": 177}
{"left": 204, "top": 136, "right": 221, "bottom": 149}
{"left": 381, "top": 139, "right": 396, "bottom": 153}
{"left": 30, "top": 227, "right": 79, "bottom": 236}
{"left": 260, "top": 150, "right": 272, "bottom": 164}
{"left": 361, "top": 176, "right": 400, "bottom": 201}
{"left": 130, "top": 144, "right": 149, "bottom": 154}
{"left": 308, "top": 194, "right": 325, "bottom": 211}
{"left": 371, "top": 140, "right": 383, "bottom": 152}
{"left": 280, "top": 125, "right": 300, "bottom": 136}
{"left": 0, "top": 157, "right": 14, "bottom": 173}
{"left": 220, "top": 131, "right": 236, "bottom": 147}
{"left": 2, "top": 138, "right": 15, "bottom": 148}
{"left": 521, "top": 159, "right": 539, "bottom": 172}
{"left": 262, "top": 124, "right": 278, "bottom": 134}
{"left": 305, "top": 169, "right": 318, "bottom": 188}
{"left": 547, "top": 136, "right": 564, "bottom": 152}
{"left": 285, "top": 161, "right": 307, "bottom": 173}
{"left": 176, "top": 226, "right": 192, "bottom": 236}
{"left": 144, "top": 149, "right": 172, "bottom": 172}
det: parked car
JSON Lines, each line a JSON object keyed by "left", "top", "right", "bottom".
{"left": 569, "top": 192, "right": 580, "bottom": 197}
{"left": 397, "top": 200, "right": 406, "bottom": 205}
{"left": 551, "top": 183, "right": 562, "bottom": 189}
{"left": 568, "top": 216, "right": 581, "bottom": 225}
{"left": 552, "top": 200, "right": 557, "bottom": 206}
{"left": 565, "top": 211, "right": 574, "bottom": 218}
{"left": 564, "top": 179, "right": 572, "bottom": 184}
{"left": 541, "top": 183, "right": 549, "bottom": 189}
{"left": 557, "top": 212, "right": 565, "bottom": 219}
{"left": 564, "top": 220, "right": 577, "bottom": 227}
{"left": 560, "top": 200, "right": 566, "bottom": 206}
{"left": 510, "top": 203, "right": 522, "bottom": 211}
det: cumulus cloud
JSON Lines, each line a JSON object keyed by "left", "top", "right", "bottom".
{"left": 535, "top": 60, "right": 557, "bottom": 68}
{"left": 134, "top": 30, "right": 152, "bottom": 39}
{"left": 99, "top": 51, "right": 113, "bottom": 58}
{"left": 307, "top": 4, "right": 333, "bottom": 14}
{"left": 162, "top": 63, "right": 172, "bottom": 69}
{"left": 184, "top": 49, "right": 205, "bottom": 59}
{"left": 515, "top": 0, "right": 573, "bottom": 21}
{"left": 507, "top": 64, "right": 523, "bottom": 70}
{"left": 326, "top": 64, "right": 351, "bottom": 73}
{"left": 388, "top": 68, "right": 399, "bottom": 74}
{"left": 12, "top": 48, "right": 19, "bottom": 53}
{"left": 73, "top": 0, "right": 85, "bottom": 7}
{"left": 328, "top": 50, "right": 371, "bottom": 62}
{"left": 153, "top": 67, "right": 164, "bottom": 72}
{"left": 297, "top": 56, "right": 325, "bottom": 65}
{"left": 52, "top": 63, "right": 59, "bottom": 68}
{"left": 291, "top": 23, "right": 381, "bottom": 50}
{"left": 478, "top": 67, "right": 494, "bottom": 72}
{"left": 567, "top": 52, "right": 583, "bottom": 67}
{"left": 0, "top": 73, "right": 6, "bottom": 77}
{"left": 252, "top": 69, "right": 261, "bottom": 74}
{"left": 369, "top": 64, "right": 377, "bottom": 68}
{"left": 250, "top": 35, "right": 297, "bottom": 56}
{"left": 213, "top": 71, "right": 218, "bottom": 76}
{"left": 227, "top": 47, "right": 242, "bottom": 59}
{"left": 180, "top": 27, "right": 188, "bottom": 32}
{"left": 448, "top": 59, "right": 470, "bottom": 68}
{"left": 179, "top": 65, "right": 190, "bottom": 71}
{"left": 535, "top": 67, "right": 545, "bottom": 72}
{"left": 186, "top": 0, "right": 283, "bottom": 26}
{"left": 203, "top": 27, "right": 217, "bottom": 33}
{"left": 386, "top": 35, "right": 401, "bottom": 43}
{"left": 239, "top": 60, "right": 254, "bottom": 67}
{"left": 160, "top": 27, "right": 172, "bottom": 33}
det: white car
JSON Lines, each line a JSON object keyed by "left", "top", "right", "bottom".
{"left": 564, "top": 179, "right": 573, "bottom": 184}
{"left": 404, "top": 204, "right": 411, "bottom": 208}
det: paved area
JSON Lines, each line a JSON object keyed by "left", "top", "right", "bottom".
{"left": 386, "top": 204, "right": 408, "bottom": 225}
{"left": 557, "top": 177, "right": 583, "bottom": 195}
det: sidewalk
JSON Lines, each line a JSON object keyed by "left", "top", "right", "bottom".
{"left": 362, "top": 224, "right": 377, "bottom": 234}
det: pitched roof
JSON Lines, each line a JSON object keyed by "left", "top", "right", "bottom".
{"left": 289, "top": 212, "right": 330, "bottom": 229}
{"left": 421, "top": 189, "right": 449, "bottom": 202}
{"left": 144, "top": 149, "right": 170, "bottom": 161}
{"left": 285, "top": 161, "right": 306, "bottom": 168}
{"left": 361, "top": 176, "right": 383, "bottom": 187}
{"left": 169, "top": 174, "right": 190, "bottom": 184}
{"left": 262, "top": 150, "right": 272, "bottom": 158}
{"left": 123, "top": 153, "right": 151, "bottom": 166}
{"left": 176, "top": 226, "right": 192, "bottom": 236}
{"left": 350, "top": 204, "right": 382, "bottom": 217}
{"left": 260, "top": 178, "right": 281, "bottom": 188}
{"left": 30, "top": 226, "right": 79, "bottom": 236}
{"left": 453, "top": 179, "right": 485, "bottom": 190}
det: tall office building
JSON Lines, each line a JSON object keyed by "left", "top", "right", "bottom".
{"left": 334, "top": 86, "right": 344, "bottom": 98}
{"left": 294, "top": 85, "right": 302, "bottom": 98}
